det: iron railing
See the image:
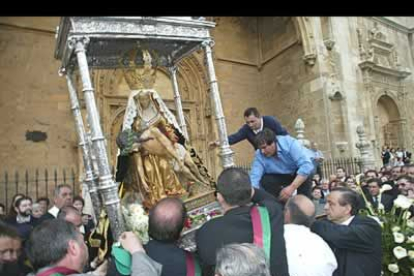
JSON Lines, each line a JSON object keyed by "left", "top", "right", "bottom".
{"left": 0, "top": 167, "right": 79, "bottom": 210}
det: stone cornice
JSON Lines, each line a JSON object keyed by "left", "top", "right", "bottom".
{"left": 371, "top": 17, "right": 414, "bottom": 34}
{"left": 359, "top": 60, "right": 411, "bottom": 79}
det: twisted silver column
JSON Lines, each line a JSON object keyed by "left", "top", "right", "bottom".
{"left": 169, "top": 65, "right": 189, "bottom": 141}
{"left": 202, "top": 40, "right": 235, "bottom": 168}
{"left": 65, "top": 69, "right": 101, "bottom": 221}
{"left": 73, "top": 37, "right": 125, "bottom": 240}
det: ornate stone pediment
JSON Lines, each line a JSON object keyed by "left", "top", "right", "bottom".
{"left": 357, "top": 23, "right": 411, "bottom": 79}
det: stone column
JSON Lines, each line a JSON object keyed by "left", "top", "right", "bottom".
{"left": 202, "top": 39, "right": 234, "bottom": 168}
{"left": 355, "top": 125, "right": 376, "bottom": 172}
{"left": 169, "top": 65, "right": 189, "bottom": 141}
{"left": 64, "top": 69, "right": 101, "bottom": 221}
{"left": 72, "top": 37, "right": 125, "bottom": 240}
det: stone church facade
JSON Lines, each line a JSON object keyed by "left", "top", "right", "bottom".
{"left": 1, "top": 17, "right": 413, "bottom": 193}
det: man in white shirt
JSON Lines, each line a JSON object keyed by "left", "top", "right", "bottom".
{"left": 284, "top": 195, "right": 337, "bottom": 276}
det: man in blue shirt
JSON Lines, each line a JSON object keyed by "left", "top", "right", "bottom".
{"left": 250, "top": 128, "right": 314, "bottom": 202}
{"left": 210, "top": 107, "right": 288, "bottom": 150}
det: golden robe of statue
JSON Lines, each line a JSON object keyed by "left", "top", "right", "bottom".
{"left": 127, "top": 90, "right": 187, "bottom": 207}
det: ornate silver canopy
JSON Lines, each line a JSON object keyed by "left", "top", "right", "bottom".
{"left": 54, "top": 16, "right": 235, "bottom": 240}
{"left": 55, "top": 17, "right": 216, "bottom": 69}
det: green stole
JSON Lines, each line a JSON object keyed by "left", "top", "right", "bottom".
{"left": 250, "top": 205, "right": 272, "bottom": 259}
{"left": 185, "top": 251, "right": 201, "bottom": 276}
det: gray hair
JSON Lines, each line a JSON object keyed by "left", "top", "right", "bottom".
{"left": 32, "top": 203, "right": 41, "bottom": 211}
{"left": 54, "top": 184, "right": 72, "bottom": 197}
{"left": 215, "top": 243, "right": 270, "bottom": 276}
{"left": 27, "top": 219, "right": 79, "bottom": 270}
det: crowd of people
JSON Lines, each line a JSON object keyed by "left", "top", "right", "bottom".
{"left": 1, "top": 107, "right": 413, "bottom": 276}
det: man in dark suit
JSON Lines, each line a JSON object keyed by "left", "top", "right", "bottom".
{"left": 144, "top": 197, "right": 195, "bottom": 276}
{"left": 366, "top": 178, "right": 393, "bottom": 212}
{"left": 210, "top": 107, "right": 288, "bottom": 150}
{"left": 311, "top": 187, "right": 382, "bottom": 276}
{"left": 38, "top": 184, "right": 74, "bottom": 223}
{"left": 196, "top": 167, "right": 289, "bottom": 276}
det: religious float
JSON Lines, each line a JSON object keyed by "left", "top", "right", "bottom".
{"left": 54, "top": 17, "right": 235, "bottom": 255}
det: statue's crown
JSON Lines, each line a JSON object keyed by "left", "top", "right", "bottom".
{"left": 121, "top": 49, "right": 157, "bottom": 90}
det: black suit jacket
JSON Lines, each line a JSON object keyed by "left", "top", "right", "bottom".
{"left": 195, "top": 189, "right": 289, "bottom": 276}
{"left": 144, "top": 239, "right": 188, "bottom": 276}
{"left": 368, "top": 193, "right": 393, "bottom": 212}
{"left": 311, "top": 215, "right": 382, "bottom": 276}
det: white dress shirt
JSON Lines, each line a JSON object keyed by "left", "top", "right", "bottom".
{"left": 252, "top": 117, "right": 264, "bottom": 134}
{"left": 48, "top": 205, "right": 60, "bottom": 218}
{"left": 340, "top": 215, "right": 355, "bottom": 226}
{"left": 284, "top": 224, "right": 338, "bottom": 276}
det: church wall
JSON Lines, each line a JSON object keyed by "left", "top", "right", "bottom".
{"left": 0, "top": 17, "right": 79, "bottom": 202}
{"left": 2, "top": 16, "right": 414, "bottom": 201}
{"left": 330, "top": 17, "right": 414, "bottom": 163}
{"left": 210, "top": 17, "right": 261, "bottom": 166}
{"left": 258, "top": 17, "right": 329, "bottom": 154}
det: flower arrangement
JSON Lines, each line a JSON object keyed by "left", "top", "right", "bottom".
{"left": 183, "top": 206, "right": 222, "bottom": 231}
{"left": 122, "top": 203, "right": 149, "bottom": 244}
{"left": 356, "top": 175, "right": 414, "bottom": 276}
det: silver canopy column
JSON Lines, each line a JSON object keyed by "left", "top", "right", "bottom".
{"left": 72, "top": 37, "right": 125, "bottom": 239}
{"left": 202, "top": 40, "right": 235, "bottom": 168}
{"left": 64, "top": 68, "right": 101, "bottom": 221}
{"left": 169, "top": 65, "right": 189, "bottom": 141}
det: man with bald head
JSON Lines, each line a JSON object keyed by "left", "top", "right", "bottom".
{"left": 57, "top": 206, "right": 84, "bottom": 233}
{"left": 144, "top": 197, "right": 196, "bottom": 276}
{"left": 284, "top": 195, "right": 337, "bottom": 276}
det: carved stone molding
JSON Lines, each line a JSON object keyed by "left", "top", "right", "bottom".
{"left": 294, "top": 17, "right": 317, "bottom": 66}
{"left": 357, "top": 24, "right": 411, "bottom": 80}
{"left": 324, "top": 39, "right": 336, "bottom": 51}
{"left": 326, "top": 74, "right": 344, "bottom": 101}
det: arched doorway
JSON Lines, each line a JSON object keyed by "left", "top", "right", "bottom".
{"left": 376, "top": 95, "right": 402, "bottom": 149}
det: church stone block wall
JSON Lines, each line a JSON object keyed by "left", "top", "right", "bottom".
{"left": 0, "top": 17, "right": 78, "bottom": 172}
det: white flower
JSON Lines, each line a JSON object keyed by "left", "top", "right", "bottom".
{"left": 407, "top": 220, "right": 414, "bottom": 229}
{"left": 122, "top": 203, "right": 149, "bottom": 244}
{"left": 408, "top": 250, "right": 414, "bottom": 261}
{"left": 378, "top": 203, "right": 385, "bottom": 211}
{"left": 393, "top": 246, "right": 408, "bottom": 259}
{"left": 380, "top": 184, "right": 392, "bottom": 193}
{"left": 388, "top": 263, "right": 399, "bottom": 273}
{"left": 412, "top": 267, "right": 414, "bottom": 276}
{"left": 392, "top": 226, "right": 401, "bottom": 232}
{"left": 408, "top": 235, "right": 414, "bottom": 243}
{"left": 393, "top": 232, "right": 405, "bottom": 243}
{"left": 394, "top": 195, "right": 412, "bottom": 210}
{"left": 404, "top": 211, "right": 412, "bottom": 220}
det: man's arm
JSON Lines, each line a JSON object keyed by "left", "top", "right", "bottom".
{"left": 228, "top": 124, "right": 249, "bottom": 145}
{"left": 131, "top": 252, "right": 162, "bottom": 276}
{"left": 264, "top": 116, "right": 288, "bottom": 135}
{"left": 311, "top": 217, "right": 381, "bottom": 253}
{"left": 249, "top": 152, "right": 265, "bottom": 189}
{"left": 119, "top": 231, "right": 163, "bottom": 276}
{"left": 279, "top": 139, "right": 314, "bottom": 200}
